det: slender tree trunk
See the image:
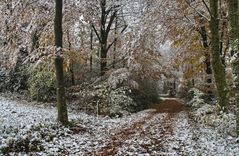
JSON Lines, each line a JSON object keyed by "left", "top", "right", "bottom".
{"left": 100, "top": 0, "right": 107, "bottom": 76}
{"left": 100, "top": 42, "right": 107, "bottom": 76}
{"left": 209, "top": 0, "right": 229, "bottom": 111}
{"left": 198, "top": 25, "right": 213, "bottom": 93}
{"left": 190, "top": 60, "right": 195, "bottom": 87}
{"left": 228, "top": 0, "right": 239, "bottom": 136}
{"left": 54, "top": 0, "right": 68, "bottom": 125}
{"left": 70, "top": 63, "right": 75, "bottom": 85}
{"left": 219, "top": 11, "right": 227, "bottom": 66}
{"left": 90, "top": 24, "right": 93, "bottom": 71}
{"left": 67, "top": 31, "right": 75, "bottom": 85}
{"left": 113, "top": 12, "right": 118, "bottom": 69}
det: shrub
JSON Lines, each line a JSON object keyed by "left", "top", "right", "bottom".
{"left": 27, "top": 61, "right": 56, "bottom": 102}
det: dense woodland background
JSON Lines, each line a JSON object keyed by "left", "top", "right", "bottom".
{"left": 1, "top": 0, "right": 239, "bottom": 154}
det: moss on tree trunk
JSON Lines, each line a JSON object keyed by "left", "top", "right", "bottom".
{"left": 209, "top": 0, "right": 229, "bottom": 111}
{"left": 228, "top": 0, "right": 239, "bottom": 136}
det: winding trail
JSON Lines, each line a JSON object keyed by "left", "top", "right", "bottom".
{"left": 93, "top": 98, "right": 186, "bottom": 155}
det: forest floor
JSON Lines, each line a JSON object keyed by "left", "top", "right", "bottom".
{"left": 0, "top": 96, "right": 239, "bottom": 155}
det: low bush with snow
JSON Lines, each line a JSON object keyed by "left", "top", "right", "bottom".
{"left": 108, "top": 68, "right": 130, "bottom": 89}
{"left": 0, "top": 122, "right": 73, "bottom": 154}
{"left": 186, "top": 88, "right": 206, "bottom": 108}
{"left": 186, "top": 88, "right": 237, "bottom": 137}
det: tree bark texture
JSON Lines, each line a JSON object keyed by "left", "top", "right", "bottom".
{"left": 228, "top": 0, "right": 239, "bottom": 135}
{"left": 100, "top": 0, "right": 108, "bottom": 76}
{"left": 54, "top": 0, "right": 68, "bottom": 125}
{"left": 209, "top": 0, "right": 229, "bottom": 111}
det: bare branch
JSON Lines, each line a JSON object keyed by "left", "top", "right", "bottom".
{"left": 185, "top": 0, "right": 210, "bottom": 21}
{"left": 202, "top": 0, "right": 212, "bottom": 17}
{"left": 91, "top": 23, "right": 102, "bottom": 43}
{"left": 106, "top": 11, "right": 117, "bottom": 34}
{"left": 120, "top": 25, "right": 127, "bottom": 34}
{"left": 107, "top": 40, "right": 116, "bottom": 52}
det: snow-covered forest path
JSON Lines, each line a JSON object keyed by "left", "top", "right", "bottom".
{"left": 93, "top": 98, "right": 187, "bottom": 155}
{"left": 0, "top": 96, "right": 238, "bottom": 155}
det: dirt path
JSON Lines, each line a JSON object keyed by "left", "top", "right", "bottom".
{"left": 92, "top": 98, "right": 185, "bottom": 155}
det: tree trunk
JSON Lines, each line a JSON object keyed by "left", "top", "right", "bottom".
{"left": 209, "top": 0, "right": 229, "bottom": 111}
{"left": 228, "top": 0, "right": 239, "bottom": 136}
{"left": 92, "top": 0, "right": 117, "bottom": 76}
{"left": 100, "top": 42, "right": 107, "bottom": 76}
{"left": 90, "top": 24, "right": 93, "bottom": 71}
{"left": 219, "top": 11, "right": 227, "bottom": 66}
{"left": 100, "top": 0, "right": 107, "bottom": 76}
{"left": 113, "top": 12, "right": 118, "bottom": 69}
{"left": 54, "top": 0, "right": 68, "bottom": 125}
{"left": 198, "top": 25, "right": 213, "bottom": 93}
{"left": 67, "top": 31, "right": 75, "bottom": 85}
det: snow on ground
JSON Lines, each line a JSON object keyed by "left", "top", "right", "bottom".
{"left": 167, "top": 112, "right": 239, "bottom": 155}
{"left": 0, "top": 96, "right": 58, "bottom": 127}
{"left": 0, "top": 96, "right": 153, "bottom": 155}
{"left": 0, "top": 96, "right": 239, "bottom": 155}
